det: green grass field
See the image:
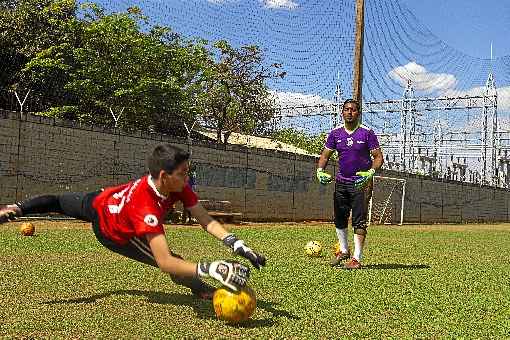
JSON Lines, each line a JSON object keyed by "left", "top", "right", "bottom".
{"left": 1, "top": 221, "right": 509, "bottom": 339}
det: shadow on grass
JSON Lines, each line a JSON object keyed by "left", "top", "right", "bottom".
{"left": 363, "top": 263, "right": 431, "bottom": 270}
{"left": 43, "top": 289, "right": 299, "bottom": 327}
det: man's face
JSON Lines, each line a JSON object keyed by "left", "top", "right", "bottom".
{"left": 161, "top": 161, "right": 190, "bottom": 193}
{"left": 342, "top": 102, "right": 360, "bottom": 124}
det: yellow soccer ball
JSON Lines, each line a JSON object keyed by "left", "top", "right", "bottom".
{"left": 20, "top": 222, "right": 35, "bottom": 236}
{"left": 304, "top": 240, "right": 322, "bottom": 257}
{"left": 213, "top": 285, "right": 256, "bottom": 324}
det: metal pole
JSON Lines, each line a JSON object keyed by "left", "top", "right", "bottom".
{"left": 367, "top": 176, "right": 374, "bottom": 226}
{"left": 352, "top": 0, "right": 365, "bottom": 113}
{"left": 400, "top": 180, "right": 406, "bottom": 225}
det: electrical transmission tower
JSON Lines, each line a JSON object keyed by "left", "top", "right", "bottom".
{"left": 274, "top": 72, "right": 503, "bottom": 187}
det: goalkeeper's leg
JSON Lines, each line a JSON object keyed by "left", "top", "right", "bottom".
{"left": 1, "top": 192, "right": 100, "bottom": 224}
{"left": 331, "top": 182, "right": 351, "bottom": 266}
{"left": 348, "top": 182, "right": 373, "bottom": 268}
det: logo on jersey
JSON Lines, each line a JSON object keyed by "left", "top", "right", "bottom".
{"left": 347, "top": 137, "right": 354, "bottom": 147}
{"left": 144, "top": 214, "right": 159, "bottom": 227}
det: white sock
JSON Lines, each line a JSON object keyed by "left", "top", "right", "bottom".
{"left": 353, "top": 234, "right": 365, "bottom": 261}
{"left": 335, "top": 228, "right": 349, "bottom": 253}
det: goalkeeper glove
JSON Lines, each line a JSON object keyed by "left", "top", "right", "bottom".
{"left": 316, "top": 168, "right": 333, "bottom": 185}
{"left": 223, "top": 234, "right": 267, "bottom": 269}
{"left": 354, "top": 168, "right": 375, "bottom": 190}
{"left": 197, "top": 260, "right": 250, "bottom": 291}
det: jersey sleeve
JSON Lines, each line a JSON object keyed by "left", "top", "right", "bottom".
{"left": 367, "top": 129, "right": 380, "bottom": 151}
{"left": 325, "top": 130, "right": 336, "bottom": 150}
{"left": 179, "top": 184, "right": 199, "bottom": 208}
{"left": 131, "top": 207, "right": 165, "bottom": 237}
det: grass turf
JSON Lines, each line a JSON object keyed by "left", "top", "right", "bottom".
{"left": 0, "top": 221, "right": 509, "bottom": 339}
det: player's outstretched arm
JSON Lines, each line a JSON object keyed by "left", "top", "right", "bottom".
{"left": 147, "top": 233, "right": 198, "bottom": 276}
{"left": 146, "top": 233, "right": 249, "bottom": 291}
{"left": 188, "top": 203, "right": 267, "bottom": 269}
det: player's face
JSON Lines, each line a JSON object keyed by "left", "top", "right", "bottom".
{"left": 162, "top": 161, "right": 190, "bottom": 193}
{"left": 342, "top": 103, "right": 360, "bottom": 123}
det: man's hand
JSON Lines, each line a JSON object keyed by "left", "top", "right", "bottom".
{"left": 223, "top": 234, "right": 266, "bottom": 269}
{"left": 354, "top": 168, "right": 375, "bottom": 190}
{"left": 197, "top": 260, "right": 250, "bottom": 291}
{"left": 316, "top": 168, "right": 333, "bottom": 185}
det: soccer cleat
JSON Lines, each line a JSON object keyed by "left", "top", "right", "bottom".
{"left": 0, "top": 204, "right": 22, "bottom": 224}
{"left": 330, "top": 251, "right": 351, "bottom": 267}
{"left": 344, "top": 257, "right": 362, "bottom": 270}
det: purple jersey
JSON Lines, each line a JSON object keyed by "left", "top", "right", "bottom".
{"left": 325, "top": 124, "right": 380, "bottom": 183}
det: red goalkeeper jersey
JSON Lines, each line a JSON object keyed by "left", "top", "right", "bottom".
{"left": 92, "top": 175, "right": 198, "bottom": 245}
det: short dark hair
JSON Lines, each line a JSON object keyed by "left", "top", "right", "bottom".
{"left": 342, "top": 99, "right": 359, "bottom": 110}
{"left": 147, "top": 144, "right": 190, "bottom": 179}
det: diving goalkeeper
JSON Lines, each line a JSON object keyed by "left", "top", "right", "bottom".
{"left": 0, "top": 144, "right": 266, "bottom": 299}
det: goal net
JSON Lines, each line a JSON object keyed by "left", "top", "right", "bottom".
{"left": 368, "top": 176, "right": 406, "bottom": 226}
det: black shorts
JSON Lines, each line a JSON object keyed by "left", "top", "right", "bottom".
{"left": 333, "top": 181, "right": 372, "bottom": 230}
{"left": 58, "top": 191, "right": 159, "bottom": 267}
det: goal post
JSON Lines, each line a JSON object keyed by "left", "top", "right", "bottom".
{"left": 368, "top": 175, "right": 406, "bottom": 226}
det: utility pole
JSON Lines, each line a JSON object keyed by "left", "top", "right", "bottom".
{"left": 352, "top": 0, "right": 365, "bottom": 113}
{"left": 334, "top": 71, "right": 343, "bottom": 128}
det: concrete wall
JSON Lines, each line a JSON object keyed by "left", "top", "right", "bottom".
{"left": 372, "top": 170, "right": 510, "bottom": 224}
{"left": 1, "top": 110, "right": 508, "bottom": 223}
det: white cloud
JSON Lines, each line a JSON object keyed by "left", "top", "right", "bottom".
{"left": 497, "top": 87, "right": 510, "bottom": 113}
{"left": 261, "top": 0, "right": 298, "bottom": 9}
{"left": 389, "top": 61, "right": 510, "bottom": 111}
{"left": 207, "top": 0, "right": 233, "bottom": 4}
{"left": 388, "top": 62, "right": 457, "bottom": 93}
{"left": 270, "top": 91, "right": 334, "bottom": 118}
{"left": 444, "top": 85, "right": 510, "bottom": 113}
{"left": 271, "top": 90, "right": 332, "bottom": 107}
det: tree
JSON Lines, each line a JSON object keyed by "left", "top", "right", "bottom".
{"left": 0, "top": 0, "right": 78, "bottom": 111}
{"left": 197, "top": 40, "right": 285, "bottom": 144}
{"left": 23, "top": 4, "right": 210, "bottom": 131}
{"left": 271, "top": 128, "right": 328, "bottom": 156}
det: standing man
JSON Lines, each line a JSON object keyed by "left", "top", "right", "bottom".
{"left": 183, "top": 163, "right": 197, "bottom": 224}
{"left": 316, "top": 99, "right": 383, "bottom": 269}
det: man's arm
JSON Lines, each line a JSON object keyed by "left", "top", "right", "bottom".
{"left": 370, "top": 148, "right": 384, "bottom": 170}
{"left": 146, "top": 233, "right": 197, "bottom": 276}
{"left": 354, "top": 148, "right": 384, "bottom": 190}
{"left": 318, "top": 148, "right": 334, "bottom": 169}
{"left": 188, "top": 203, "right": 229, "bottom": 240}
{"left": 146, "top": 232, "right": 250, "bottom": 291}
{"left": 316, "top": 148, "right": 335, "bottom": 184}
{"left": 188, "top": 203, "right": 267, "bottom": 269}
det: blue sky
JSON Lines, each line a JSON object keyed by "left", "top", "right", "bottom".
{"left": 401, "top": 0, "right": 510, "bottom": 59}
{"left": 92, "top": 0, "right": 510, "bottom": 131}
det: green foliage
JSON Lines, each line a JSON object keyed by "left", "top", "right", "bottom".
{"left": 22, "top": 4, "right": 209, "bottom": 129}
{"left": 198, "top": 40, "right": 285, "bottom": 144}
{"left": 272, "top": 128, "right": 328, "bottom": 155}
{"left": 1, "top": 222, "right": 509, "bottom": 338}
{"left": 0, "top": 0, "right": 78, "bottom": 106}
{"left": 2, "top": 1, "right": 278, "bottom": 136}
